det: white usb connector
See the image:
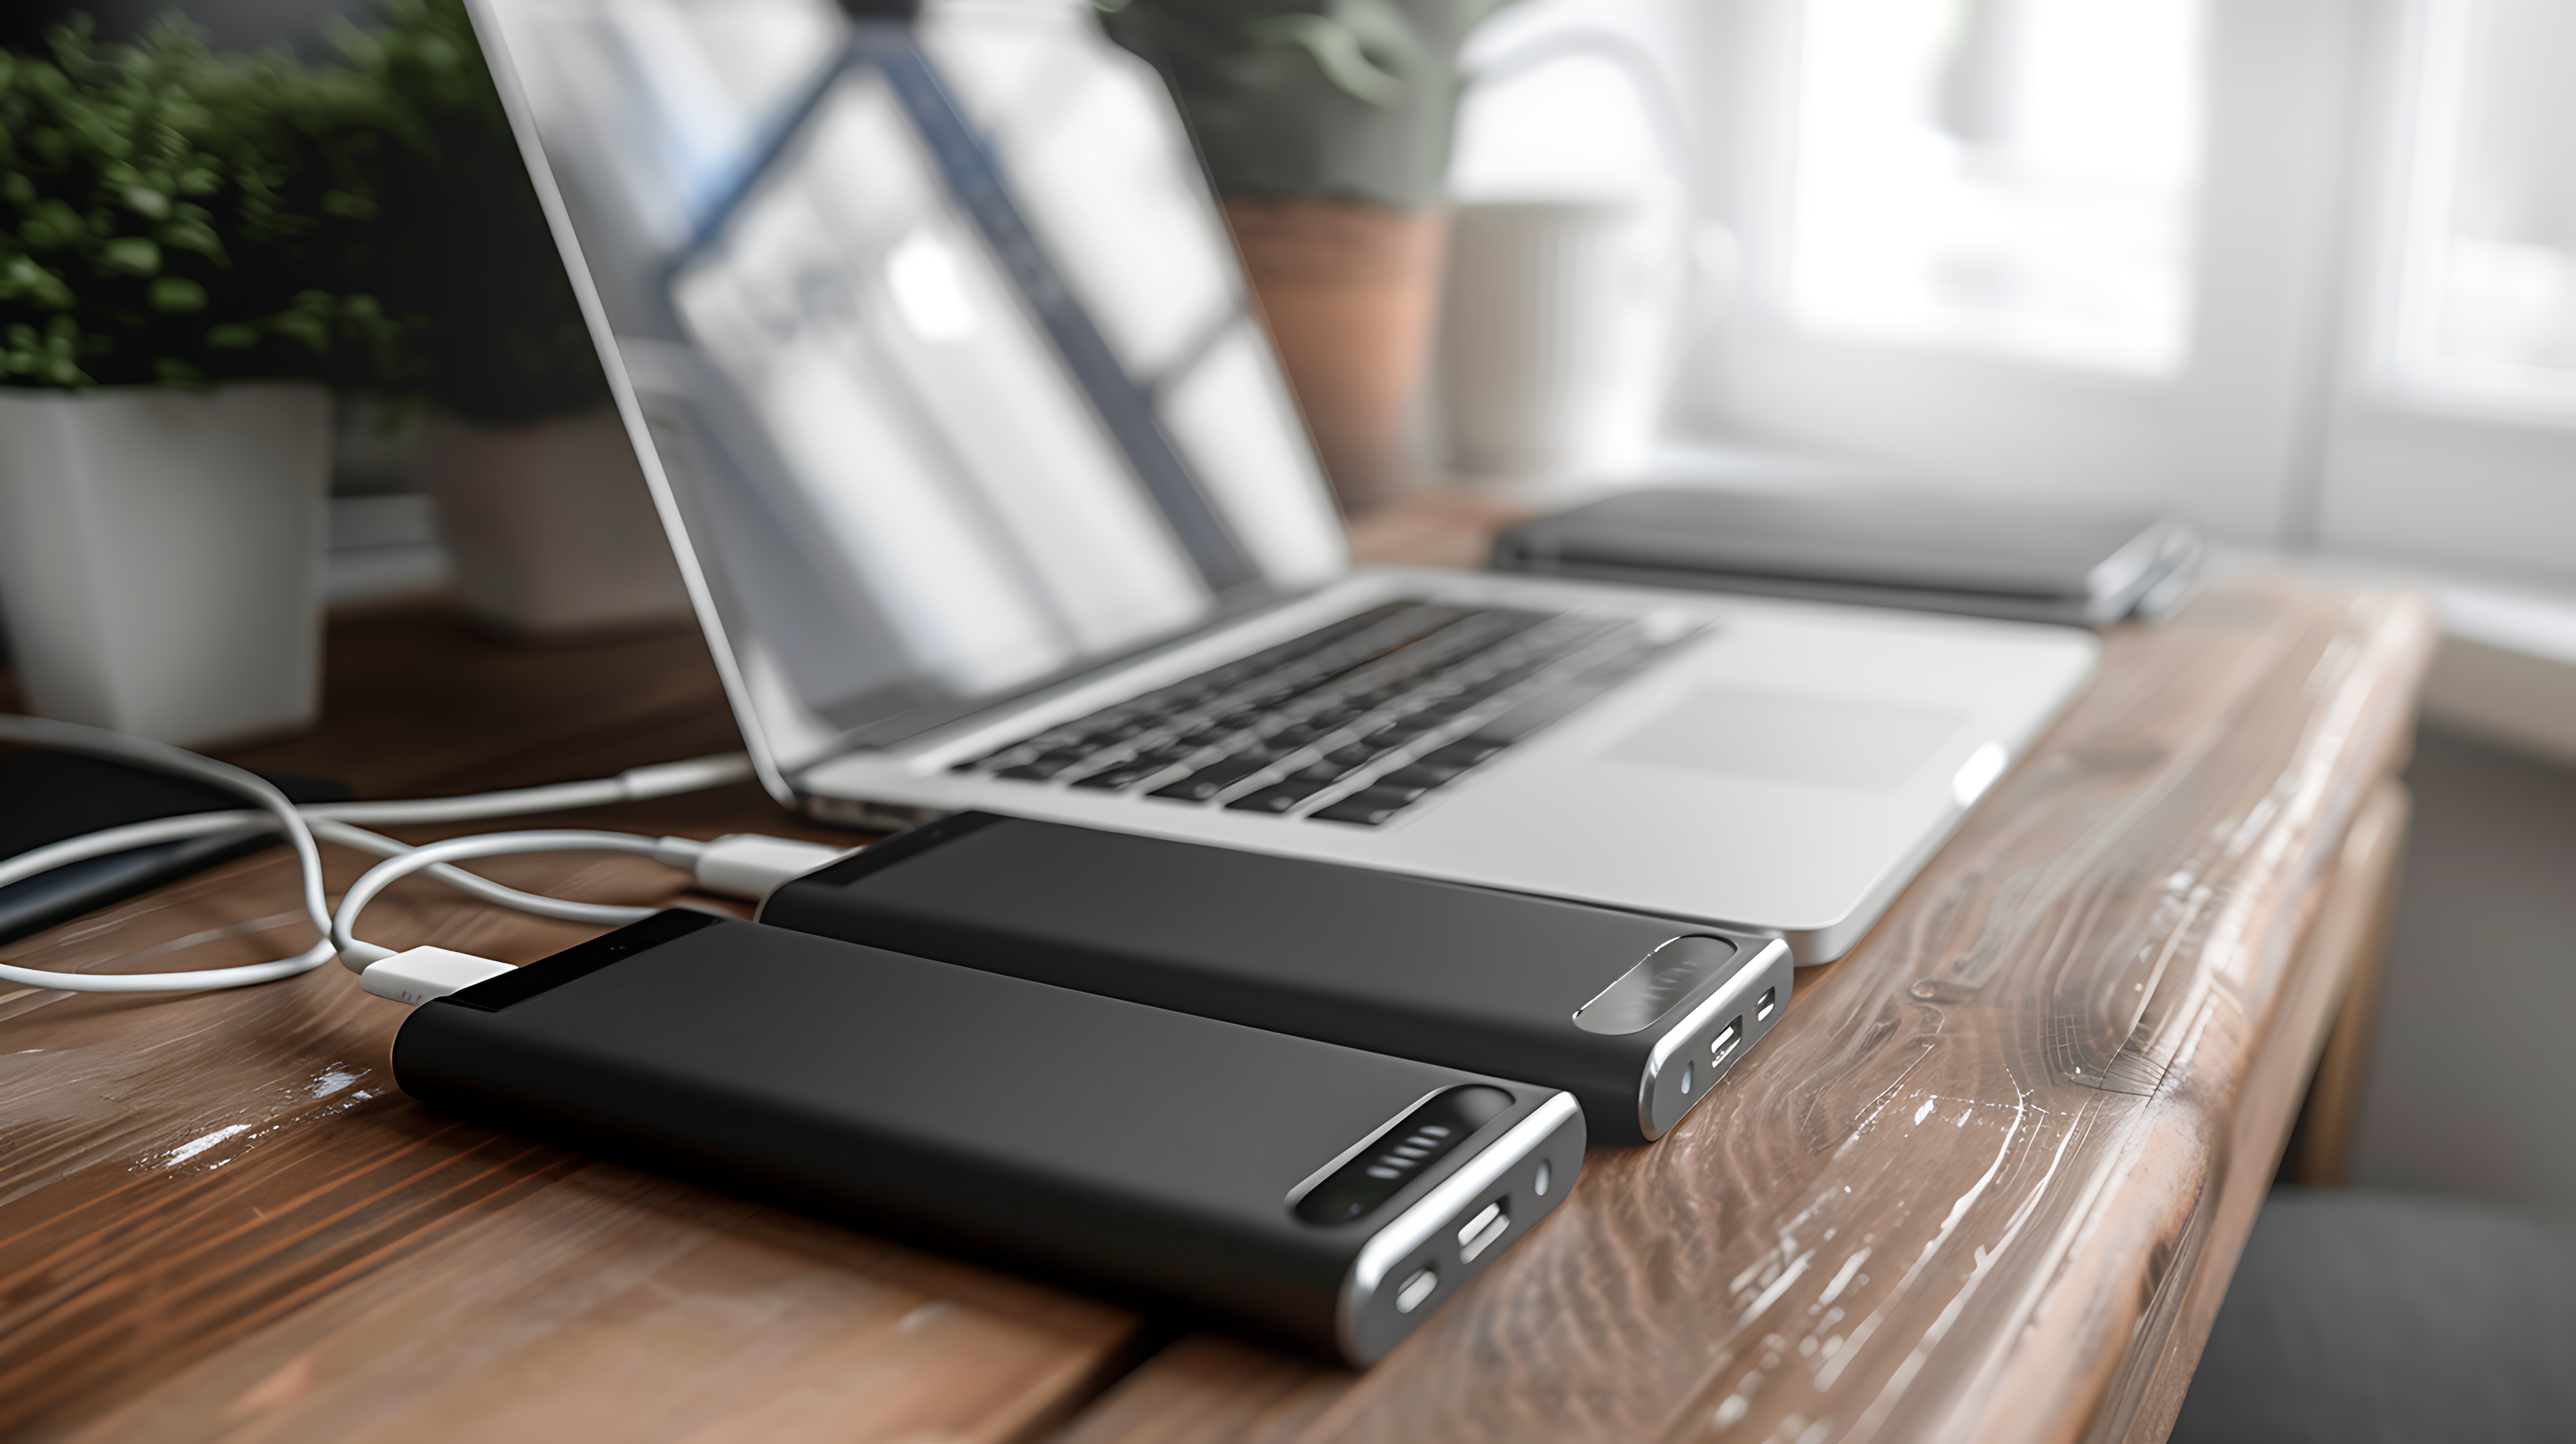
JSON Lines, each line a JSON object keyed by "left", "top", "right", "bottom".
{"left": 345, "top": 834, "right": 842, "bottom": 1006}
{"left": 360, "top": 947, "right": 517, "bottom": 1005}
{"left": 687, "top": 834, "right": 851, "bottom": 901}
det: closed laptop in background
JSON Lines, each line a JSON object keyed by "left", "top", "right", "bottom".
{"left": 1490, "top": 488, "right": 2201, "bottom": 626}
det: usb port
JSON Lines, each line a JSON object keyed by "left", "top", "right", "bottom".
{"left": 1396, "top": 1265, "right": 1439, "bottom": 1312}
{"left": 1457, "top": 1200, "right": 1510, "bottom": 1261}
{"left": 1756, "top": 987, "right": 1777, "bottom": 1022}
{"left": 1711, "top": 1017, "right": 1742, "bottom": 1060}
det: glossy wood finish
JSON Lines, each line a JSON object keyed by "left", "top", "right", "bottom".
{"left": 2105, "top": 780, "right": 2408, "bottom": 1444}
{"left": 0, "top": 539, "right": 2431, "bottom": 1443}
{"left": 1052, "top": 580, "right": 2434, "bottom": 1444}
{"left": 0, "top": 610, "right": 1142, "bottom": 1442}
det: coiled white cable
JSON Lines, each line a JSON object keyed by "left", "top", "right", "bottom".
{"left": 0, "top": 714, "right": 782, "bottom": 994}
{"left": 329, "top": 830, "right": 707, "bottom": 969}
{"left": 302, "top": 753, "right": 754, "bottom": 825}
{"left": 0, "top": 809, "right": 663, "bottom": 929}
{"left": 0, "top": 715, "right": 336, "bottom": 994}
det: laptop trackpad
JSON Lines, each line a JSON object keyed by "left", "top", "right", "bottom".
{"left": 1602, "top": 687, "right": 1962, "bottom": 791}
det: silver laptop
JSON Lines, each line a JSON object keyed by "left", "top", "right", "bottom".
{"left": 468, "top": 0, "right": 2097, "bottom": 962}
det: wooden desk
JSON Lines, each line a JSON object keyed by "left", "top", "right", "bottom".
{"left": 0, "top": 508, "right": 2432, "bottom": 1443}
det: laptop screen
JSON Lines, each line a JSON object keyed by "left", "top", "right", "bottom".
{"left": 471, "top": 0, "right": 1348, "bottom": 767}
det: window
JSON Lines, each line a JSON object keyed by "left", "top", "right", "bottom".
{"left": 1786, "top": 0, "right": 2204, "bottom": 375}
{"left": 2380, "top": 0, "right": 2576, "bottom": 412}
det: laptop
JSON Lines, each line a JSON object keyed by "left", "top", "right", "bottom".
{"left": 1491, "top": 488, "right": 2204, "bottom": 626}
{"left": 466, "top": 0, "right": 2097, "bottom": 962}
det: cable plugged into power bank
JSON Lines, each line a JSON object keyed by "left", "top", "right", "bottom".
{"left": 328, "top": 830, "right": 854, "bottom": 971}
{"left": 360, "top": 946, "right": 517, "bottom": 1005}
{"left": 691, "top": 834, "right": 850, "bottom": 901}
{"left": 339, "top": 833, "right": 847, "bottom": 1004}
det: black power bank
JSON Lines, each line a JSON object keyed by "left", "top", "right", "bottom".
{"left": 758, "top": 814, "right": 1794, "bottom": 1145}
{"left": 390, "top": 910, "right": 1584, "bottom": 1365}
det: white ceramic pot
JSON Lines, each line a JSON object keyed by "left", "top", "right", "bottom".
{"left": 1437, "top": 196, "right": 1689, "bottom": 482}
{"left": 0, "top": 381, "right": 330, "bottom": 747}
{"left": 418, "top": 406, "right": 690, "bottom": 637}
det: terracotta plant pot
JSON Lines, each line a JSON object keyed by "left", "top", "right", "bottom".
{"left": 1224, "top": 199, "right": 1448, "bottom": 515}
{"left": 417, "top": 405, "right": 690, "bottom": 638}
{"left": 0, "top": 382, "right": 330, "bottom": 746}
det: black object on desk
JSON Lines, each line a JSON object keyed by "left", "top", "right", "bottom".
{"left": 1489, "top": 487, "right": 2201, "bottom": 625}
{"left": 393, "top": 909, "right": 1585, "bottom": 1365}
{"left": 0, "top": 752, "right": 351, "bottom": 945}
{"left": 759, "top": 812, "right": 1794, "bottom": 1145}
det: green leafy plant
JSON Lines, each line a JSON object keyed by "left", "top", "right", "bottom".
{"left": 1100, "top": 0, "right": 1521, "bottom": 211}
{"left": 0, "top": 19, "right": 405, "bottom": 388}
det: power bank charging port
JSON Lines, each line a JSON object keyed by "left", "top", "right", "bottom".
{"left": 1458, "top": 1200, "right": 1510, "bottom": 1261}
{"left": 1711, "top": 1017, "right": 1743, "bottom": 1062}
{"left": 1396, "top": 1266, "right": 1439, "bottom": 1313}
{"left": 1756, "top": 987, "right": 1777, "bottom": 1022}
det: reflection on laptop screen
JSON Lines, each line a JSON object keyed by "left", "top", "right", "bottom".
{"left": 474, "top": 0, "right": 1346, "bottom": 765}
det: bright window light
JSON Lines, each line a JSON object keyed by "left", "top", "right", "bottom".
{"left": 1785, "top": 0, "right": 2205, "bottom": 374}
{"left": 886, "top": 230, "right": 978, "bottom": 343}
{"left": 2386, "top": 0, "right": 2576, "bottom": 412}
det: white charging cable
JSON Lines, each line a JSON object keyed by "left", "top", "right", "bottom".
{"left": 0, "top": 715, "right": 847, "bottom": 995}
{"left": 0, "top": 810, "right": 659, "bottom": 927}
{"left": 0, "top": 715, "right": 336, "bottom": 993}
{"left": 329, "top": 830, "right": 705, "bottom": 969}
{"left": 335, "top": 830, "right": 851, "bottom": 1004}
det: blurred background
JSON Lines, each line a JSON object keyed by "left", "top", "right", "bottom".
{"left": 3, "top": 0, "right": 2569, "bottom": 1217}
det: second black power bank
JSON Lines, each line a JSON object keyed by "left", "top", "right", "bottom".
{"left": 759, "top": 814, "right": 1795, "bottom": 1144}
{"left": 392, "top": 910, "right": 1583, "bottom": 1364}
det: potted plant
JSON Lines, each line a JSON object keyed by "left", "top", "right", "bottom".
{"left": 0, "top": 19, "right": 401, "bottom": 746}
{"left": 1102, "top": 0, "right": 1519, "bottom": 513}
{"left": 343, "top": 0, "right": 688, "bottom": 639}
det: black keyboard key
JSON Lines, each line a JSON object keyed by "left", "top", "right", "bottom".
{"left": 1417, "top": 738, "right": 1506, "bottom": 772}
{"left": 1368, "top": 721, "right": 1446, "bottom": 749}
{"left": 1312, "top": 786, "right": 1423, "bottom": 827}
{"left": 1070, "top": 756, "right": 1189, "bottom": 791}
{"left": 1148, "top": 752, "right": 1275, "bottom": 802}
{"left": 1225, "top": 781, "right": 1327, "bottom": 814}
{"left": 995, "top": 749, "right": 1102, "bottom": 781}
{"left": 1379, "top": 761, "right": 1464, "bottom": 790}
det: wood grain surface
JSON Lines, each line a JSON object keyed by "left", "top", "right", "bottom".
{"left": 0, "top": 549, "right": 2432, "bottom": 1444}
{"left": 1052, "top": 580, "right": 2435, "bottom": 1444}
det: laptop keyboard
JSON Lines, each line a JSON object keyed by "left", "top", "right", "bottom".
{"left": 951, "top": 600, "right": 1685, "bottom": 826}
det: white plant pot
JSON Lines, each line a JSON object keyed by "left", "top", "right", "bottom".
{"left": 418, "top": 406, "right": 690, "bottom": 638}
{"left": 1438, "top": 197, "right": 1688, "bottom": 482}
{"left": 0, "top": 382, "right": 330, "bottom": 747}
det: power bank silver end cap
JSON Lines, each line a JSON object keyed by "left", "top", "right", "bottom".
{"left": 1336, "top": 1090, "right": 1585, "bottom": 1365}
